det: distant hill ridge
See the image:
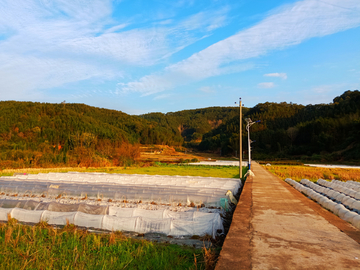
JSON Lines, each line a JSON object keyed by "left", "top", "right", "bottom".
{"left": 0, "top": 90, "right": 359, "bottom": 167}
{"left": 199, "top": 90, "right": 360, "bottom": 161}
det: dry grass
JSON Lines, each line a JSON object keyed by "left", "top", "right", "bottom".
{"left": 139, "top": 145, "right": 205, "bottom": 162}
{"left": 202, "top": 246, "right": 217, "bottom": 270}
{"left": 265, "top": 165, "right": 360, "bottom": 182}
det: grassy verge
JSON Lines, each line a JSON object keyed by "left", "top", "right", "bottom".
{"left": 265, "top": 165, "right": 360, "bottom": 182}
{"left": 0, "top": 163, "right": 242, "bottom": 179}
{"left": 0, "top": 219, "right": 212, "bottom": 270}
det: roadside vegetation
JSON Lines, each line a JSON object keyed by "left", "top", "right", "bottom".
{"left": 265, "top": 165, "right": 360, "bottom": 182}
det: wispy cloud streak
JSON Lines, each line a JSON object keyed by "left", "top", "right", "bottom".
{"left": 120, "top": 0, "right": 360, "bottom": 95}
{"left": 0, "top": 0, "right": 229, "bottom": 96}
{"left": 264, "top": 73, "right": 287, "bottom": 80}
{"left": 258, "top": 82, "right": 275, "bottom": 89}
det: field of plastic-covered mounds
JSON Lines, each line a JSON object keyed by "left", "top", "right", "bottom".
{"left": 285, "top": 178, "right": 360, "bottom": 230}
{"left": 0, "top": 172, "right": 242, "bottom": 238}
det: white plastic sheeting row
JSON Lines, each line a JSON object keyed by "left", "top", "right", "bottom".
{"left": 303, "top": 179, "right": 360, "bottom": 212}
{"left": 317, "top": 179, "right": 360, "bottom": 200}
{"left": 7, "top": 172, "right": 238, "bottom": 188}
{"left": 0, "top": 202, "right": 223, "bottom": 238}
{"left": 189, "top": 161, "right": 248, "bottom": 166}
{"left": 348, "top": 180, "right": 360, "bottom": 186}
{"left": 0, "top": 172, "right": 241, "bottom": 207}
{"left": 0, "top": 199, "right": 108, "bottom": 214}
{"left": 285, "top": 178, "right": 360, "bottom": 230}
{"left": 330, "top": 180, "right": 360, "bottom": 193}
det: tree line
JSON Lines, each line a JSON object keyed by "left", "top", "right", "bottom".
{"left": 0, "top": 101, "right": 182, "bottom": 168}
{"left": 1, "top": 90, "right": 359, "bottom": 168}
{"left": 199, "top": 90, "right": 360, "bottom": 162}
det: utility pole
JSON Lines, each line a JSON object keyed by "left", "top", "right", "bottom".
{"left": 239, "top": 98, "right": 242, "bottom": 179}
{"left": 247, "top": 121, "right": 251, "bottom": 170}
{"left": 245, "top": 118, "right": 260, "bottom": 171}
{"left": 235, "top": 98, "right": 243, "bottom": 179}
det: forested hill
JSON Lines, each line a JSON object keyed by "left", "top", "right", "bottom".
{"left": 1, "top": 90, "right": 359, "bottom": 168}
{"left": 0, "top": 101, "right": 183, "bottom": 146}
{"left": 0, "top": 102, "right": 244, "bottom": 168}
{"left": 0, "top": 101, "right": 183, "bottom": 168}
{"left": 199, "top": 90, "right": 360, "bottom": 161}
{"left": 141, "top": 107, "right": 247, "bottom": 143}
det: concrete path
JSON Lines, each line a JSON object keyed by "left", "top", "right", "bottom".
{"left": 216, "top": 162, "right": 360, "bottom": 270}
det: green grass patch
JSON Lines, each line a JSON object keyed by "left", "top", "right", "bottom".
{"left": 1, "top": 163, "right": 244, "bottom": 179}
{"left": 0, "top": 220, "right": 208, "bottom": 270}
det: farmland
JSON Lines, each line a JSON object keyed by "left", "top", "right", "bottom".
{"left": 0, "top": 163, "right": 242, "bottom": 269}
{"left": 265, "top": 165, "right": 360, "bottom": 182}
{"left": 0, "top": 163, "right": 241, "bottom": 178}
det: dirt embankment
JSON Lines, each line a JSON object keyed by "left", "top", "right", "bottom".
{"left": 138, "top": 145, "right": 206, "bottom": 163}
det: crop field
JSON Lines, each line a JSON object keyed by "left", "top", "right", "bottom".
{"left": 267, "top": 163, "right": 360, "bottom": 230}
{"left": 139, "top": 145, "right": 205, "bottom": 163}
{"left": 0, "top": 164, "right": 244, "bottom": 269}
{"left": 0, "top": 163, "right": 241, "bottom": 179}
{"left": 265, "top": 165, "right": 360, "bottom": 182}
{"left": 0, "top": 172, "right": 240, "bottom": 237}
{"left": 285, "top": 178, "right": 360, "bottom": 230}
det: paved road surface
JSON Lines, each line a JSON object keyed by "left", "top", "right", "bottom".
{"left": 216, "top": 162, "right": 360, "bottom": 269}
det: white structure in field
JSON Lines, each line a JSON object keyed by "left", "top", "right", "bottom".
{"left": 305, "top": 164, "right": 360, "bottom": 169}
{"left": 285, "top": 178, "right": 360, "bottom": 230}
{"left": 0, "top": 172, "right": 242, "bottom": 238}
{"left": 189, "top": 160, "right": 248, "bottom": 167}
{"left": 0, "top": 172, "right": 240, "bottom": 207}
{"left": 0, "top": 202, "right": 223, "bottom": 237}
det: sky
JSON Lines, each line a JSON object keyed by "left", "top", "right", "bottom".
{"left": 1, "top": 0, "right": 360, "bottom": 115}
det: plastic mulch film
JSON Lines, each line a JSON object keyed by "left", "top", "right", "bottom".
{"left": 11, "top": 208, "right": 43, "bottom": 224}
{"left": 0, "top": 172, "right": 235, "bottom": 237}
{"left": 108, "top": 207, "right": 135, "bottom": 218}
{"left": 135, "top": 217, "right": 172, "bottom": 234}
{"left": 0, "top": 205, "right": 224, "bottom": 238}
{"left": 41, "top": 210, "right": 77, "bottom": 225}
{"left": 0, "top": 199, "right": 29, "bottom": 209}
{"left": 102, "top": 215, "right": 138, "bottom": 232}
{"left": 74, "top": 212, "right": 104, "bottom": 228}
{"left": 285, "top": 178, "right": 360, "bottom": 230}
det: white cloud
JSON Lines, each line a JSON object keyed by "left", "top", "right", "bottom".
{"left": 264, "top": 73, "right": 287, "bottom": 80}
{"left": 119, "top": 0, "right": 360, "bottom": 95}
{"left": 176, "top": 7, "right": 229, "bottom": 32}
{"left": 0, "top": 0, "right": 230, "bottom": 97}
{"left": 153, "top": 93, "right": 173, "bottom": 100}
{"left": 61, "top": 29, "right": 170, "bottom": 66}
{"left": 258, "top": 82, "right": 275, "bottom": 89}
{"left": 298, "top": 83, "right": 359, "bottom": 104}
{"left": 199, "top": 86, "right": 215, "bottom": 93}
{"left": 104, "top": 24, "right": 129, "bottom": 34}
{"left": 0, "top": 53, "right": 117, "bottom": 100}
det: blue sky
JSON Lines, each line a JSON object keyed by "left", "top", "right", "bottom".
{"left": 1, "top": 0, "right": 359, "bottom": 114}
